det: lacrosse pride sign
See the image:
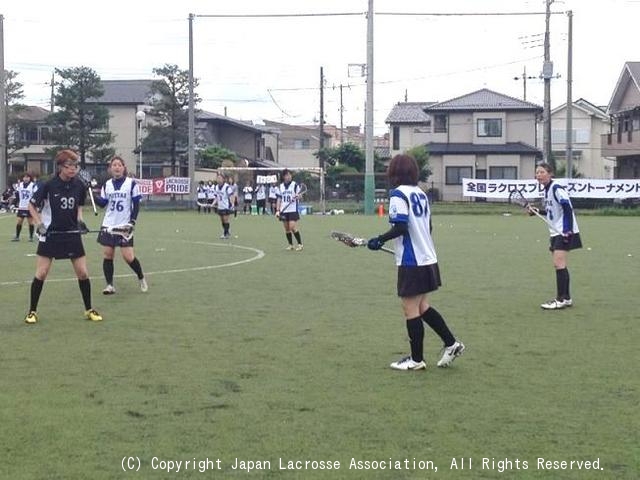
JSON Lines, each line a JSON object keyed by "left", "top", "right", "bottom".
{"left": 462, "top": 178, "right": 640, "bottom": 199}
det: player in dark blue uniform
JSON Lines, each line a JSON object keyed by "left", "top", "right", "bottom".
{"left": 24, "top": 150, "right": 102, "bottom": 324}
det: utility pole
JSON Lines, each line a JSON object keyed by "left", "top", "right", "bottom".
{"left": 513, "top": 66, "right": 536, "bottom": 101}
{"left": 339, "top": 84, "right": 344, "bottom": 145}
{"left": 319, "top": 66, "right": 325, "bottom": 159}
{"left": 364, "top": 0, "right": 375, "bottom": 215}
{"left": 188, "top": 13, "right": 196, "bottom": 204}
{"left": 565, "top": 10, "right": 573, "bottom": 178}
{"left": 50, "top": 72, "right": 55, "bottom": 113}
{"left": 0, "top": 14, "right": 6, "bottom": 191}
{"left": 542, "top": 0, "right": 554, "bottom": 168}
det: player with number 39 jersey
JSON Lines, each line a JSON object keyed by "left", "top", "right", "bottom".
{"left": 367, "top": 154, "right": 464, "bottom": 372}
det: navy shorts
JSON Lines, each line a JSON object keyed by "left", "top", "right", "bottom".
{"left": 217, "top": 209, "right": 232, "bottom": 216}
{"left": 97, "top": 229, "right": 134, "bottom": 248}
{"left": 397, "top": 263, "right": 442, "bottom": 297}
{"left": 17, "top": 209, "right": 31, "bottom": 218}
{"left": 37, "top": 234, "right": 85, "bottom": 259}
{"left": 549, "top": 232, "right": 582, "bottom": 252}
{"left": 280, "top": 212, "right": 300, "bottom": 222}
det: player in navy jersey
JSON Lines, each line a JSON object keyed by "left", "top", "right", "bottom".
{"left": 367, "top": 154, "right": 464, "bottom": 371}
{"left": 23, "top": 150, "right": 102, "bottom": 324}
{"left": 12, "top": 172, "right": 38, "bottom": 242}
{"left": 532, "top": 162, "right": 582, "bottom": 310}
{"left": 275, "top": 169, "right": 303, "bottom": 251}
{"left": 96, "top": 156, "right": 147, "bottom": 295}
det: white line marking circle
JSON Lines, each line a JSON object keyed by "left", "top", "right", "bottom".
{"left": 0, "top": 240, "right": 265, "bottom": 287}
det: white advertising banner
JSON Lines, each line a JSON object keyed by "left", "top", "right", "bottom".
{"left": 462, "top": 178, "right": 640, "bottom": 199}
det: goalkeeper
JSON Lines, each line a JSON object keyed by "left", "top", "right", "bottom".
{"left": 95, "top": 156, "right": 148, "bottom": 295}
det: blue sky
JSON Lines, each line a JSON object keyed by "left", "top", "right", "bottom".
{"left": 3, "top": 0, "right": 639, "bottom": 134}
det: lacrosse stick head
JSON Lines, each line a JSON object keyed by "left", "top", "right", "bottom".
{"left": 508, "top": 189, "right": 530, "bottom": 208}
{"left": 330, "top": 230, "right": 367, "bottom": 248}
{"left": 77, "top": 169, "right": 93, "bottom": 187}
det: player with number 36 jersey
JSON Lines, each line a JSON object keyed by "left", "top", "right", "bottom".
{"left": 96, "top": 156, "right": 147, "bottom": 295}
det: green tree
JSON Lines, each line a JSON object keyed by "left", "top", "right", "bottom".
{"left": 405, "top": 144, "right": 432, "bottom": 181}
{"left": 3, "top": 70, "right": 28, "bottom": 158}
{"left": 143, "top": 64, "right": 200, "bottom": 176}
{"left": 47, "top": 66, "right": 114, "bottom": 168}
{"left": 555, "top": 162, "right": 583, "bottom": 179}
{"left": 198, "top": 144, "right": 237, "bottom": 169}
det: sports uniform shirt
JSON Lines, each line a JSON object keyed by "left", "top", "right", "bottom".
{"left": 197, "top": 185, "right": 207, "bottom": 200}
{"left": 242, "top": 186, "right": 254, "bottom": 201}
{"left": 268, "top": 185, "right": 278, "bottom": 200}
{"left": 543, "top": 181, "right": 579, "bottom": 236}
{"left": 16, "top": 181, "right": 37, "bottom": 210}
{"left": 31, "top": 176, "right": 86, "bottom": 233}
{"left": 100, "top": 177, "right": 141, "bottom": 228}
{"left": 215, "top": 183, "right": 234, "bottom": 210}
{"left": 277, "top": 181, "right": 300, "bottom": 214}
{"left": 205, "top": 184, "right": 216, "bottom": 200}
{"left": 255, "top": 185, "right": 266, "bottom": 200}
{"left": 388, "top": 185, "right": 437, "bottom": 267}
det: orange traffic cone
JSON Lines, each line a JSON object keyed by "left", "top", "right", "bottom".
{"left": 377, "top": 203, "right": 384, "bottom": 217}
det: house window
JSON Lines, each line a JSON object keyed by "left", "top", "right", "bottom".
{"left": 434, "top": 114, "right": 448, "bottom": 133}
{"left": 477, "top": 118, "right": 502, "bottom": 137}
{"left": 392, "top": 126, "right": 400, "bottom": 150}
{"left": 489, "top": 166, "right": 517, "bottom": 179}
{"left": 22, "top": 126, "right": 39, "bottom": 142}
{"left": 293, "top": 139, "right": 310, "bottom": 149}
{"left": 445, "top": 166, "right": 472, "bottom": 185}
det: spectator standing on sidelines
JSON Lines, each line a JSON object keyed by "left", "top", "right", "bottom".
{"left": 268, "top": 182, "right": 278, "bottom": 215}
{"left": 255, "top": 182, "right": 267, "bottom": 215}
{"left": 242, "top": 181, "right": 254, "bottom": 215}
{"left": 12, "top": 172, "right": 38, "bottom": 242}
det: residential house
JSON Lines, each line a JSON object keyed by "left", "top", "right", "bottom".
{"left": 539, "top": 98, "right": 614, "bottom": 179}
{"left": 7, "top": 106, "right": 55, "bottom": 177}
{"left": 86, "top": 79, "right": 278, "bottom": 177}
{"left": 262, "top": 120, "right": 332, "bottom": 169}
{"left": 600, "top": 62, "right": 640, "bottom": 178}
{"left": 387, "top": 89, "right": 542, "bottom": 201}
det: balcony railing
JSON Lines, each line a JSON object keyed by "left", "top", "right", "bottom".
{"left": 601, "top": 128, "right": 640, "bottom": 157}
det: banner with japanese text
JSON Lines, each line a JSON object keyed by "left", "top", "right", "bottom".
{"left": 462, "top": 178, "right": 640, "bottom": 199}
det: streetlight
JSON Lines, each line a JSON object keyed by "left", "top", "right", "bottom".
{"left": 136, "top": 110, "right": 146, "bottom": 179}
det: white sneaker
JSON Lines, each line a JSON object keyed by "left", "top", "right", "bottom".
{"left": 540, "top": 299, "right": 567, "bottom": 310}
{"left": 295, "top": 244, "right": 304, "bottom": 251}
{"left": 139, "top": 278, "right": 148, "bottom": 293}
{"left": 285, "top": 245, "right": 295, "bottom": 251}
{"left": 562, "top": 298, "right": 573, "bottom": 307}
{"left": 437, "top": 341, "right": 465, "bottom": 368}
{"left": 102, "top": 284, "right": 116, "bottom": 295}
{"left": 390, "top": 356, "right": 426, "bottom": 371}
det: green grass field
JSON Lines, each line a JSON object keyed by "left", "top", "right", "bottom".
{"left": 1, "top": 208, "right": 638, "bottom": 480}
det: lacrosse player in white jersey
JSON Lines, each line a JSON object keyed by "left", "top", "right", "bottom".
{"left": 228, "top": 176, "right": 239, "bottom": 218}
{"left": 367, "top": 154, "right": 464, "bottom": 371}
{"left": 275, "top": 169, "right": 303, "bottom": 251}
{"left": 12, "top": 172, "right": 38, "bottom": 242}
{"left": 255, "top": 182, "right": 267, "bottom": 215}
{"left": 268, "top": 182, "right": 278, "bottom": 214}
{"left": 214, "top": 173, "right": 236, "bottom": 239}
{"left": 96, "top": 156, "right": 147, "bottom": 295}
{"left": 242, "top": 180, "right": 254, "bottom": 214}
{"left": 533, "top": 162, "right": 582, "bottom": 310}
{"left": 196, "top": 181, "right": 207, "bottom": 213}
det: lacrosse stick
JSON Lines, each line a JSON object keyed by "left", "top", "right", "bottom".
{"left": 277, "top": 183, "right": 307, "bottom": 219}
{"left": 77, "top": 169, "right": 98, "bottom": 216}
{"left": 47, "top": 223, "right": 135, "bottom": 241}
{"left": 330, "top": 230, "right": 394, "bottom": 254}
{"left": 508, "top": 189, "right": 563, "bottom": 235}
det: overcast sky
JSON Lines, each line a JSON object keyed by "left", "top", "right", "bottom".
{"left": 3, "top": 0, "right": 640, "bottom": 134}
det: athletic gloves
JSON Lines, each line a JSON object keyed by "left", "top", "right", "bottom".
{"left": 367, "top": 237, "right": 385, "bottom": 251}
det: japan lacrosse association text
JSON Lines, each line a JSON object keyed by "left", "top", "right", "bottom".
{"left": 127, "top": 455, "right": 603, "bottom": 474}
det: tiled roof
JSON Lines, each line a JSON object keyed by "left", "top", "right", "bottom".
{"left": 87, "top": 80, "right": 153, "bottom": 104}
{"left": 385, "top": 102, "right": 437, "bottom": 123}
{"left": 198, "top": 111, "right": 276, "bottom": 134}
{"left": 425, "top": 142, "right": 542, "bottom": 156}
{"left": 12, "top": 105, "right": 50, "bottom": 121}
{"left": 627, "top": 62, "right": 640, "bottom": 87}
{"left": 425, "top": 89, "right": 542, "bottom": 112}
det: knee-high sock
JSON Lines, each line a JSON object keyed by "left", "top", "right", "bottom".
{"left": 30, "top": 278, "right": 44, "bottom": 312}
{"left": 127, "top": 257, "right": 144, "bottom": 280}
{"left": 422, "top": 307, "right": 456, "bottom": 347}
{"left": 103, "top": 259, "right": 114, "bottom": 285}
{"left": 285, "top": 232, "right": 293, "bottom": 245}
{"left": 556, "top": 268, "right": 570, "bottom": 300}
{"left": 28, "top": 224, "right": 34, "bottom": 238}
{"left": 15, "top": 224, "right": 22, "bottom": 238}
{"left": 406, "top": 316, "right": 424, "bottom": 362}
{"left": 78, "top": 279, "right": 92, "bottom": 310}
{"left": 293, "top": 231, "right": 302, "bottom": 244}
